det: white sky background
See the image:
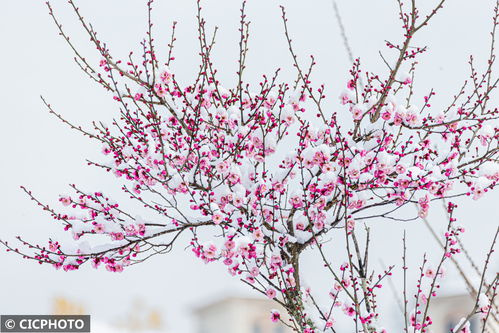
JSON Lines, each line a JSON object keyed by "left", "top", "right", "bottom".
{"left": 0, "top": 0, "right": 498, "bottom": 332}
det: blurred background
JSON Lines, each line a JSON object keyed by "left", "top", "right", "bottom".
{"left": 0, "top": 0, "right": 498, "bottom": 332}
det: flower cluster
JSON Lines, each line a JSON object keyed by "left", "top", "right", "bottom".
{"left": 3, "top": 0, "right": 499, "bottom": 332}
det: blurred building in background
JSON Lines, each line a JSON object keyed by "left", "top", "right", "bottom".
{"left": 52, "top": 297, "right": 168, "bottom": 333}
{"left": 114, "top": 299, "right": 164, "bottom": 332}
{"left": 51, "top": 293, "right": 499, "bottom": 332}
{"left": 52, "top": 296, "right": 86, "bottom": 316}
{"left": 430, "top": 293, "right": 498, "bottom": 333}
{"left": 194, "top": 297, "right": 291, "bottom": 333}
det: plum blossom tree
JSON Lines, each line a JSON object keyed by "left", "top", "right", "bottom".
{"left": 2, "top": 0, "right": 499, "bottom": 332}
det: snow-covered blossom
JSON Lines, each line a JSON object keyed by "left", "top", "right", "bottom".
{"left": 4, "top": 2, "right": 499, "bottom": 332}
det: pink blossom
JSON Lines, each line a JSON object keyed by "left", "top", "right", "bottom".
{"left": 159, "top": 68, "right": 172, "bottom": 84}
{"left": 425, "top": 267, "right": 436, "bottom": 279}
{"left": 250, "top": 266, "right": 260, "bottom": 277}
{"left": 350, "top": 105, "right": 364, "bottom": 120}
{"left": 212, "top": 213, "right": 224, "bottom": 225}
{"left": 325, "top": 318, "right": 335, "bottom": 328}
{"left": 381, "top": 111, "right": 392, "bottom": 121}
{"left": 346, "top": 219, "right": 355, "bottom": 232}
{"left": 94, "top": 223, "right": 105, "bottom": 234}
{"left": 59, "top": 196, "right": 72, "bottom": 206}
{"left": 266, "top": 288, "right": 276, "bottom": 299}
{"left": 154, "top": 83, "right": 167, "bottom": 97}
{"left": 224, "top": 240, "right": 235, "bottom": 250}
{"left": 270, "top": 310, "right": 280, "bottom": 323}
{"left": 343, "top": 304, "right": 356, "bottom": 317}
{"left": 253, "top": 229, "right": 264, "bottom": 241}
{"left": 395, "top": 164, "right": 407, "bottom": 174}
{"left": 204, "top": 243, "right": 217, "bottom": 259}
{"left": 339, "top": 90, "right": 353, "bottom": 105}
{"left": 289, "top": 195, "right": 303, "bottom": 209}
